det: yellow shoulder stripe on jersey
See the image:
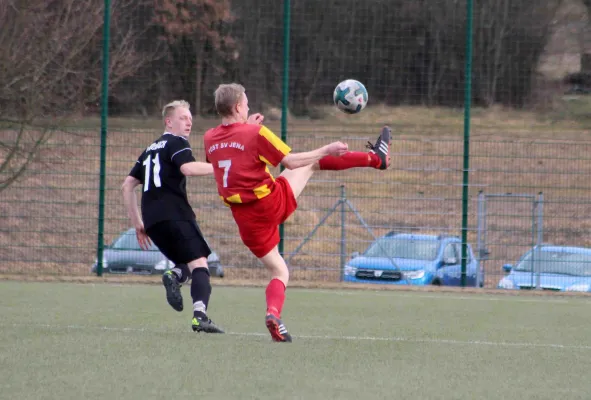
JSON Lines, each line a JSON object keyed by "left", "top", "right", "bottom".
{"left": 253, "top": 184, "right": 271, "bottom": 199}
{"left": 259, "top": 126, "right": 291, "bottom": 155}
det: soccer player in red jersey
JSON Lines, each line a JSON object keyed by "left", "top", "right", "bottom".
{"left": 204, "top": 83, "right": 391, "bottom": 342}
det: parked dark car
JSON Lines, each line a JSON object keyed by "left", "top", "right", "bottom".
{"left": 91, "top": 228, "right": 224, "bottom": 277}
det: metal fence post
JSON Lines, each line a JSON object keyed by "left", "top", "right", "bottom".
{"left": 535, "top": 192, "right": 544, "bottom": 289}
{"left": 278, "top": 0, "right": 291, "bottom": 256}
{"left": 96, "top": 0, "right": 111, "bottom": 277}
{"left": 476, "top": 191, "right": 485, "bottom": 287}
{"left": 340, "top": 185, "right": 346, "bottom": 281}
{"left": 460, "top": 0, "right": 474, "bottom": 287}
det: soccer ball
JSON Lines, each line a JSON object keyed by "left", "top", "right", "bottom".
{"left": 333, "top": 79, "right": 368, "bottom": 114}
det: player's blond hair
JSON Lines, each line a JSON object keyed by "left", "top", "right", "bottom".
{"left": 162, "top": 100, "right": 190, "bottom": 124}
{"left": 214, "top": 83, "right": 245, "bottom": 117}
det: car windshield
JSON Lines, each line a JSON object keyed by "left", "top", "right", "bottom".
{"left": 111, "top": 232, "right": 157, "bottom": 251}
{"left": 364, "top": 238, "right": 440, "bottom": 261}
{"left": 514, "top": 250, "right": 591, "bottom": 276}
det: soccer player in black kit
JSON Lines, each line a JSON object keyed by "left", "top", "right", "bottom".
{"left": 121, "top": 100, "right": 223, "bottom": 333}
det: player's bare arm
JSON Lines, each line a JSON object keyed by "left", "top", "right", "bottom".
{"left": 121, "top": 175, "right": 152, "bottom": 250}
{"left": 180, "top": 161, "right": 214, "bottom": 176}
{"left": 281, "top": 141, "right": 349, "bottom": 170}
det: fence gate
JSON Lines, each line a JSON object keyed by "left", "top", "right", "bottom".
{"left": 476, "top": 192, "right": 544, "bottom": 288}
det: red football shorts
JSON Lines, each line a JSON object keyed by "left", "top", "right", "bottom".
{"left": 230, "top": 176, "right": 298, "bottom": 258}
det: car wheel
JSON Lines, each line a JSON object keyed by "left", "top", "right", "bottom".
{"left": 432, "top": 278, "right": 442, "bottom": 286}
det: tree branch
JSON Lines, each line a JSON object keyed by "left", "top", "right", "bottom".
{"left": 0, "top": 0, "right": 154, "bottom": 191}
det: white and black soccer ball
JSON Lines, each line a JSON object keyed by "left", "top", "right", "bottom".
{"left": 333, "top": 79, "right": 368, "bottom": 114}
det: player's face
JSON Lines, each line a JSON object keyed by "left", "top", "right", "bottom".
{"left": 236, "top": 93, "right": 249, "bottom": 123}
{"left": 167, "top": 106, "right": 193, "bottom": 137}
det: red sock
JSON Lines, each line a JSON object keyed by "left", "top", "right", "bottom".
{"left": 265, "top": 278, "right": 286, "bottom": 317}
{"left": 318, "top": 151, "right": 379, "bottom": 170}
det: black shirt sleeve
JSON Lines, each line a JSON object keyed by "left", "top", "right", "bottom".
{"left": 169, "top": 137, "right": 196, "bottom": 168}
{"left": 129, "top": 152, "right": 144, "bottom": 181}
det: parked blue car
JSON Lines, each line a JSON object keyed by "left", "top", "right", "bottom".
{"left": 343, "top": 232, "right": 482, "bottom": 287}
{"left": 497, "top": 245, "right": 591, "bottom": 292}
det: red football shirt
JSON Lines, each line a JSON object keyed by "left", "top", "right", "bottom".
{"left": 203, "top": 123, "right": 291, "bottom": 205}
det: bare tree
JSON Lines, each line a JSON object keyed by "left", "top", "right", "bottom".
{"left": 0, "top": 0, "right": 157, "bottom": 192}
{"left": 152, "top": 0, "right": 236, "bottom": 115}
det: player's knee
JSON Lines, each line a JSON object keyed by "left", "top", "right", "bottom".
{"left": 263, "top": 261, "right": 288, "bottom": 282}
{"left": 272, "top": 265, "right": 289, "bottom": 284}
{"left": 269, "top": 269, "right": 289, "bottom": 286}
{"left": 187, "top": 257, "right": 208, "bottom": 272}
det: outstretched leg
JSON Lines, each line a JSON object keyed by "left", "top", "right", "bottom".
{"left": 279, "top": 163, "right": 315, "bottom": 199}
{"left": 280, "top": 126, "right": 392, "bottom": 199}
{"left": 317, "top": 126, "right": 392, "bottom": 171}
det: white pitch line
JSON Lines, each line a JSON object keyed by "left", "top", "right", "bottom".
{"left": 289, "top": 334, "right": 591, "bottom": 350}
{"left": 4, "top": 323, "right": 591, "bottom": 351}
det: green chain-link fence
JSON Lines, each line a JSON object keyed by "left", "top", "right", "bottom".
{"left": 2, "top": 0, "right": 591, "bottom": 289}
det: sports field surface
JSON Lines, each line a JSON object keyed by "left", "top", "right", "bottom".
{"left": 1, "top": 281, "right": 590, "bottom": 400}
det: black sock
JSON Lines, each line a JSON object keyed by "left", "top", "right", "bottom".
{"left": 191, "top": 268, "right": 211, "bottom": 320}
{"left": 170, "top": 264, "right": 190, "bottom": 283}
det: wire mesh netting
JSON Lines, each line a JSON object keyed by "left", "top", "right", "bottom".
{"left": 2, "top": 0, "right": 591, "bottom": 290}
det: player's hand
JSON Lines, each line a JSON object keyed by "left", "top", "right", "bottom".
{"left": 135, "top": 225, "right": 152, "bottom": 250}
{"left": 326, "top": 141, "right": 349, "bottom": 157}
{"left": 247, "top": 113, "right": 264, "bottom": 125}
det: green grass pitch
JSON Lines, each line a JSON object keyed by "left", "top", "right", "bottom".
{"left": 1, "top": 281, "right": 590, "bottom": 399}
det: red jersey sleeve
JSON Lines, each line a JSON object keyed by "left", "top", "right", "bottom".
{"left": 256, "top": 126, "right": 291, "bottom": 167}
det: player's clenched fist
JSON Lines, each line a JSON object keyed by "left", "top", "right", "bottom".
{"left": 247, "top": 113, "right": 264, "bottom": 125}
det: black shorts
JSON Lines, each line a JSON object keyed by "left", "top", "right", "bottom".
{"left": 146, "top": 220, "right": 211, "bottom": 264}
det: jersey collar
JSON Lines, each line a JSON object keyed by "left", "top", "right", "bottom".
{"left": 163, "top": 132, "right": 189, "bottom": 140}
